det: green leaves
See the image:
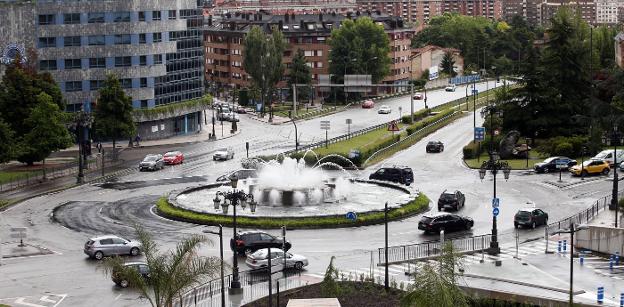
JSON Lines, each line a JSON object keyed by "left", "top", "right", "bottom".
{"left": 287, "top": 49, "right": 312, "bottom": 101}
{"left": 94, "top": 74, "right": 136, "bottom": 153}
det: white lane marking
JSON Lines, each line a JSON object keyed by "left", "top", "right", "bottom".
{"left": 39, "top": 296, "right": 56, "bottom": 303}
{"left": 114, "top": 293, "right": 122, "bottom": 301}
{"left": 13, "top": 298, "right": 46, "bottom": 307}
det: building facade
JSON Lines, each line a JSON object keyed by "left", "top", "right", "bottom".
{"left": 204, "top": 11, "right": 415, "bottom": 98}
{"left": 410, "top": 45, "right": 463, "bottom": 80}
{"left": 207, "top": 0, "right": 357, "bottom": 15}
{"left": 539, "top": 0, "right": 596, "bottom": 25}
{"left": 616, "top": 32, "right": 624, "bottom": 69}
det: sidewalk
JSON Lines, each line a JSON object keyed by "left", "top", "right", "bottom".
{"left": 246, "top": 112, "right": 292, "bottom": 125}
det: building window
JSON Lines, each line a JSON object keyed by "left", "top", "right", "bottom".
{"left": 139, "top": 55, "right": 147, "bottom": 66}
{"left": 120, "top": 78, "right": 132, "bottom": 89}
{"left": 231, "top": 49, "right": 241, "bottom": 55}
{"left": 138, "top": 11, "right": 146, "bottom": 22}
{"left": 38, "top": 37, "right": 56, "bottom": 48}
{"left": 88, "top": 12, "right": 105, "bottom": 23}
{"left": 39, "top": 60, "right": 57, "bottom": 71}
{"left": 152, "top": 11, "right": 161, "bottom": 21}
{"left": 64, "top": 59, "right": 82, "bottom": 69}
{"left": 304, "top": 50, "right": 314, "bottom": 57}
{"left": 64, "top": 36, "right": 81, "bottom": 47}
{"left": 168, "top": 10, "right": 177, "bottom": 19}
{"left": 316, "top": 62, "right": 323, "bottom": 68}
{"left": 65, "top": 81, "right": 82, "bottom": 92}
{"left": 88, "top": 35, "right": 105, "bottom": 46}
{"left": 153, "top": 33, "right": 162, "bottom": 43}
{"left": 63, "top": 13, "right": 80, "bottom": 24}
{"left": 316, "top": 50, "right": 323, "bottom": 56}
{"left": 140, "top": 100, "right": 148, "bottom": 108}
{"left": 153, "top": 54, "right": 162, "bottom": 64}
{"left": 114, "top": 56, "right": 132, "bottom": 67}
{"left": 90, "top": 80, "right": 104, "bottom": 91}
{"left": 114, "top": 34, "right": 131, "bottom": 45}
{"left": 113, "top": 12, "right": 131, "bottom": 23}
{"left": 140, "top": 78, "right": 148, "bottom": 88}
{"left": 89, "top": 57, "right": 106, "bottom": 68}
{"left": 38, "top": 14, "right": 55, "bottom": 25}
{"left": 139, "top": 33, "right": 147, "bottom": 44}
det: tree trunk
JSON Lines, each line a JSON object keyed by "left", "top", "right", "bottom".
{"left": 42, "top": 158, "right": 46, "bottom": 180}
{"left": 112, "top": 138, "right": 117, "bottom": 161}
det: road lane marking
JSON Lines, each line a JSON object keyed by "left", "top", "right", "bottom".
{"left": 114, "top": 293, "right": 122, "bottom": 301}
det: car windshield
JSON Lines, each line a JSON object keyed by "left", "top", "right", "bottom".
{"left": 421, "top": 216, "right": 433, "bottom": 223}
{"left": 428, "top": 141, "right": 437, "bottom": 145}
{"left": 165, "top": 152, "right": 178, "bottom": 157}
{"left": 517, "top": 210, "right": 531, "bottom": 217}
{"left": 144, "top": 156, "right": 158, "bottom": 161}
{"left": 217, "top": 148, "right": 227, "bottom": 152}
{"left": 440, "top": 193, "right": 455, "bottom": 199}
{"left": 543, "top": 157, "right": 558, "bottom": 163}
{"left": 582, "top": 160, "right": 596, "bottom": 166}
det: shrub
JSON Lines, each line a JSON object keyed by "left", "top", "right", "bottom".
{"left": 554, "top": 142, "right": 574, "bottom": 157}
{"left": 463, "top": 143, "right": 478, "bottom": 159}
{"left": 536, "top": 136, "right": 589, "bottom": 157}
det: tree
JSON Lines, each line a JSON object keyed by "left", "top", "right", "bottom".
{"left": 441, "top": 51, "right": 456, "bottom": 77}
{"left": 329, "top": 17, "right": 392, "bottom": 84}
{"left": 102, "top": 225, "right": 220, "bottom": 307}
{"left": 94, "top": 74, "right": 136, "bottom": 159}
{"left": 401, "top": 242, "right": 468, "bottom": 307}
{"left": 21, "top": 93, "right": 73, "bottom": 179}
{"left": 243, "top": 26, "right": 286, "bottom": 116}
{"left": 287, "top": 49, "right": 312, "bottom": 102}
{"left": 0, "top": 119, "right": 15, "bottom": 164}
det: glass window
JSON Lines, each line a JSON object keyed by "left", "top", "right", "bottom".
{"left": 140, "top": 100, "right": 148, "bottom": 108}
{"left": 64, "top": 59, "right": 82, "bottom": 69}
{"left": 114, "top": 56, "right": 131, "bottom": 67}
{"left": 38, "top": 14, "right": 55, "bottom": 25}
{"left": 260, "top": 233, "right": 274, "bottom": 241}
{"left": 99, "top": 238, "right": 113, "bottom": 245}
{"left": 139, "top": 33, "right": 147, "bottom": 44}
{"left": 138, "top": 11, "right": 146, "bottom": 22}
{"left": 153, "top": 54, "right": 162, "bottom": 64}
{"left": 152, "top": 11, "right": 161, "bottom": 20}
{"left": 168, "top": 10, "right": 177, "bottom": 19}
{"left": 120, "top": 79, "right": 132, "bottom": 89}
{"left": 39, "top": 60, "right": 57, "bottom": 71}
{"left": 89, "top": 57, "right": 106, "bottom": 68}
{"left": 153, "top": 33, "right": 162, "bottom": 43}
{"left": 88, "top": 35, "right": 105, "bottom": 46}
{"left": 63, "top": 13, "right": 80, "bottom": 24}
{"left": 139, "top": 55, "right": 147, "bottom": 66}
{"left": 90, "top": 80, "right": 103, "bottom": 90}
{"left": 64, "top": 36, "right": 81, "bottom": 47}
{"left": 113, "top": 12, "right": 131, "bottom": 22}
{"left": 112, "top": 238, "right": 126, "bottom": 244}
{"left": 140, "top": 78, "right": 147, "bottom": 88}
{"left": 38, "top": 37, "right": 56, "bottom": 48}
{"left": 65, "top": 81, "right": 82, "bottom": 92}
{"left": 114, "top": 34, "right": 131, "bottom": 45}
{"left": 88, "top": 12, "right": 105, "bottom": 23}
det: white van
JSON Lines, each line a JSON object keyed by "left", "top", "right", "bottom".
{"left": 592, "top": 149, "right": 624, "bottom": 166}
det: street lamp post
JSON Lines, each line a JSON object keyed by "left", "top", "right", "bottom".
{"left": 602, "top": 127, "right": 623, "bottom": 227}
{"left": 471, "top": 72, "right": 478, "bottom": 143}
{"left": 202, "top": 225, "right": 225, "bottom": 307}
{"left": 75, "top": 109, "right": 93, "bottom": 184}
{"left": 288, "top": 111, "right": 299, "bottom": 152}
{"left": 551, "top": 222, "right": 589, "bottom": 306}
{"left": 212, "top": 174, "right": 258, "bottom": 293}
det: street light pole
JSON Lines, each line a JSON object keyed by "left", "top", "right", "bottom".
{"left": 203, "top": 225, "right": 225, "bottom": 307}
{"left": 384, "top": 201, "right": 389, "bottom": 291}
{"left": 289, "top": 111, "right": 299, "bottom": 152}
{"left": 551, "top": 222, "right": 589, "bottom": 306}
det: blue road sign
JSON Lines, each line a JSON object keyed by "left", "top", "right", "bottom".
{"left": 492, "top": 208, "right": 499, "bottom": 217}
{"left": 346, "top": 212, "right": 357, "bottom": 222}
{"left": 492, "top": 198, "right": 500, "bottom": 208}
{"left": 472, "top": 89, "right": 479, "bottom": 94}
{"left": 474, "top": 127, "right": 486, "bottom": 141}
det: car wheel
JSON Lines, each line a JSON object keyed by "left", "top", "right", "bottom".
{"left": 120, "top": 280, "right": 129, "bottom": 288}
{"left": 94, "top": 251, "right": 104, "bottom": 260}
{"left": 602, "top": 168, "right": 610, "bottom": 175}
{"left": 514, "top": 223, "right": 519, "bottom": 229}
{"left": 543, "top": 168, "right": 549, "bottom": 173}
{"left": 213, "top": 157, "right": 216, "bottom": 161}
{"left": 294, "top": 262, "right": 304, "bottom": 270}
{"left": 581, "top": 170, "right": 588, "bottom": 177}
{"left": 130, "top": 247, "right": 140, "bottom": 256}
{"left": 464, "top": 223, "right": 471, "bottom": 230}
{"left": 531, "top": 221, "right": 536, "bottom": 229}
{"left": 438, "top": 207, "right": 442, "bottom": 211}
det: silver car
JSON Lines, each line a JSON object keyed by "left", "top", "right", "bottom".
{"left": 213, "top": 148, "right": 234, "bottom": 161}
{"left": 245, "top": 248, "right": 308, "bottom": 271}
{"left": 139, "top": 154, "right": 164, "bottom": 171}
{"left": 84, "top": 235, "right": 142, "bottom": 260}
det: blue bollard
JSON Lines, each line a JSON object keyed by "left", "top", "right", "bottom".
{"left": 580, "top": 252, "right": 584, "bottom": 265}
{"left": 616, "top": 252, "right": 620, "bottom": 265}
{"left": 598, "top": 286, "right": 604, "bottom": 304}
{"left": 563, "top": 240, "right": 567, "bottom": 252}
{"left": 620, "top": 293, "right": 623, "bottom": 307}
{"left": 610, "top": 256, "right": 614, "bottom": 271}
{"left": 558, "top": 240, "right": 562, "bottom": 253}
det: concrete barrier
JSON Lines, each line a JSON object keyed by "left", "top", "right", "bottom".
{"left": 575, "top": 225, "right": 624, "bottom": 255}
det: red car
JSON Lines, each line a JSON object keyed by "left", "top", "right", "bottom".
{"left": 163, "top": 151, "right": 184, "bottom": 165}
{"left": 413, "top": 92, "right": 423, "bottom": 100}
{"left": 362, "top": 100, "right": 375, "bottom": 108}
{"left": 236, "top": 106, "right": 247, "bottom": 114}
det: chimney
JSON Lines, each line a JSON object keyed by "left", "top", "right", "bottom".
{"left": 319, "top": 13, "right": 323, "bottom": 21}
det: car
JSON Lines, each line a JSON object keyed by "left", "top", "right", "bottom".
{"left": 139, "top": 154, "right": 164, "bottom": 171}
{"left": 112, "top": 261, "right": 150, "bottom": 288}
{"left": 216, "top": 169, "right": 258, "bottom": 182}
{"left": 533, "top": 156, "right": 577, "bottom": 173}
{"left": 592, "top": 149, "right": 624, "bottom": 166}
{"left": 230, "top": 231, "right": 291, "bottom": 255}
{"left": 213, "top": 148, "right": 234, "bottom": 161}
{"left": 569, "top": 159, "right": 610, "bottom": 177}
{"left": 368, "top": 166, "right": 413, "bottom": 185}
{"left": 84, "top": 235, "right": 142, "bottom": 260}
{"left": 426, "top": 141, "right": 444, "bottom": 153}
{"left": 378, "top": 105, "right": 392, "bottom": 114}
{"left": 217, "top": 110, "right": 232, "bottom": 121}
{"left": 413, "top": 92, "right": 423, "bottom": 100}
{"left": 163, "top": 151, "right": 184, "bottom": 165}
{"left": 226, "top": 113, "right": 240, "bottom": 122}
{"left": 362, "top": 100, "right": 375, "bottom": 109}
{"left": 418, "top": 213, "right": 473, "bottom": 234}
{"left": 245, "top": 248, "right": 309, "bottom": 271}
{"left": 438, "top": 190, "right": 465, "bottom": 211}
{"left": 236, "top": 106, "right": 247, "bottom": 114}
{"left": 514, "top": 208, "right": 548, "bottom": 229}
{"left": 445, "top": 84, "right": 457, "bottom": 92}
{"left": 619, "top": 161, "right": 624, "bottom": 172}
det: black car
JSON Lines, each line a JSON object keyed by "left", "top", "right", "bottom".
{"left": 230, "top": 231, "right": 291, "bottom": 255}
{"left": 514, "top": 208, "right": 548, "bottom": 229}
{"left": 438, "top": 190, "right": 465, "bottom": 211}
{"left": 217, "top": 169, "right": 258, "bottom": 182}
{"left": 368, "top": 166, "right": 414, "bottom": 185}
{"left": 534, "top": 156, "right": 577, "bottom": 173}
{"left": 418, "top": 213, "right": 473, "bottom": 234}
{"left": 426, "top": 141, "right": 444, "bottom": 153}
{"left": 112, "top": 262, "right": 150, "bottom": 288}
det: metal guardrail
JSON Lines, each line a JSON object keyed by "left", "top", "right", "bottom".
{"left": 378, "top": 234, "right": 492, "bottom": 265}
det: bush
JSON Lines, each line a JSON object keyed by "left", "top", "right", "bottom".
{"left": 536, "top": 136, "right": 589, "bottom": 157}
{"left": 463, "top": 142, "right": 481, "bottom": 159}
{"left": 554, "top": 142, "right": 574, "bottom": 157}
{"left": 402, "top": 108, "right": 430, "bottom": 124}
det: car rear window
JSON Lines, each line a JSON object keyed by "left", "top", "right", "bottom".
{"left": 440, "top": 193, "right": 455, "bottom": 200}
{"left": 144, "top": 156, "right": 158, "bottom": 161}
{"left": 86, "top": 240, "right": 95, "bottom": 246}
{"left": 517, "top": 211, "right": 531, "bottom": 217}
{"left": 421, "top": 217, "right": 433, "bottom": 223}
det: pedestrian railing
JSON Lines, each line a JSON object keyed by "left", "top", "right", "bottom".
{"left": 545, "top": 192, "right": 618, "bottom": 235}
{"left": 378, "top": 234, "right": 492, "bottom": 265}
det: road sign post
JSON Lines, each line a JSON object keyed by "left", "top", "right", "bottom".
{"left": 556, "top": 159, "right": 567, "bottom": 182}
{"left": 346, "top": 119, "right": 352, "bottom": 136}
{"left": 10, "top": 227, "right": 27, "bottom": 247}
{"left": 320, "top": 120, "right": 330, "bottom": 148}
{"left": 387, "top": 120, "right": 400, "bottom": 136}
{"left": 492, "top": 208, "right": 500, "bottom": 217}
{"left": 474, "top": 127, "right": 485, "bottom": 141}
{"left": 346, "top": 212, "right": 357, "bottom": 222}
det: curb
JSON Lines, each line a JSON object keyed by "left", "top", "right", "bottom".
{"left": 460, "top": 273, "right": 586, "bottom": 295}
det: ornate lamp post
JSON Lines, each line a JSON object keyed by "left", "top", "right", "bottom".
{"left": 602, "top": 127, "right": 623, "bottom": 227}
{"left": 212, "top": 174, "right": 257, "bottom": 293}
{"left": 74, "top": 108, "right": 93, "bottom": 184}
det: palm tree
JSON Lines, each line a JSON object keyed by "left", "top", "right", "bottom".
{"left": 101, "top": 226, "right": 220, "bottom": 307}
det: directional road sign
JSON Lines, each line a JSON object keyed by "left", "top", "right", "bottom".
{"left": 387, "top": 120, "right": 400, "bottom": 132}
{"left": 474, "top": 127, "right": 485, "bottom": 141}
{"left": 492, "top": 208, "right": 500, "bottom": 217}
{"left": 492, "top": 198, "right": 500, "bottom": 208}
{"left": 346, "top": 212, "right": 357, "bottom": 221}
{"left": 320, "top": 120, "right": 330, "bottom": 130}
{"left": 556, "top": 160, "right": 568, "bottom": 169}
{"left": 472, "top": 89, "right": 479, "bottom": 94}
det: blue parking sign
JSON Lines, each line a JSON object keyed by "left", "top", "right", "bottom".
{"left": 492, "top": 208, "right": 500, "bottom": 216}
{"left": 474, "top": 127, "right": 485, "bottom": 141}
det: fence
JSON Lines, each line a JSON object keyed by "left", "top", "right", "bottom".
{"left": 545, "top": 193, "right": 613, "bottom": 235}
{"left": 378, "top": 234, "right": 492, "bottom": 265}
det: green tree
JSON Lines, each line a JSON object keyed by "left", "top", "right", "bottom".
{"left": 0, "top": 119, "right": 15, "bottom": 163}
{"left": 329, "top": 16, "right": 392, "bottom": 84}
{"left": 102, "top": 226, "right": 219, "bottom": 307}
{"left": 287, "top": 49, "right": 312, "bottom": 102}
{"left": 441, "top": 51, "right": 456, "bottom": 76}
{"left": 401, "top": 242, "right": 468, "bottom": 307}
{"left": 21, "top": 93, "right": 73, "bottom": 179}
{"left": 94, "top": 74, "right": 136, "bottom": 159}
{"left": 243, "top": 26, "right": 286, "bottom": 116}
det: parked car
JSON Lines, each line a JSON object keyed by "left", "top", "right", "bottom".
{"left": 139, "top": 154, "right": 164, "bottom": 171}
{"left": 368, "top": 166, "right": 413, "bottom": 185}
{"left": 362, "top": 100, "right": 375, "bottom": 109}
{"left": 163, "top": 151, "right": 184, "bottom": 165}
{"left": 418, "top": 213, "right": 473, "bottom": 234}
{"left": 592, "top": 149, "right": 624, "bottom": 166}
{"left": 378, "top": 105, "right": 392, "bottom": 114}
{"left": 216, "top": 169, "right": 258, "bottom": 182}
{"left": 514, "top": 208, "right": 548, "bottom": 229}
{"left": 413, "top": 92, "right": 423, "bottom": 100}
{"left": 426, "top": 141, "right": 444, "bottom": 153}
{"left": 438, "top": 190, "right": 465, "bottom": 211}
{"left": 84, "top": 235, "right": 142, "bottom": 260}
{"left": 213, "top": 148, "right": 234, "bottom": 161}
{"left": 245, "top": 248, "right": 308, "bottom": 271}
{"left": 533, "top": 156, "right": 577, "bottom": 173}
{"left": 230, "top": 231, "right": 291, "bottom": 255}
{"left": 619, "top": 161, "right": 624, "bottom": 172}
{"left": 226, "top": 113, "right": 240, "bottom": 122}
{"left": 445, "top": 84, "right": 457, "bottom": 92}
{"left": 217, "top": 108, "right": 232, "bottom": 121}
{"left": 236, "top": 106, "right": 247, "bottom": 114}
{"left": 569, "top": 159, "right": 610, "bottom": 177}
{"left": 112, "top": 261, "right": 150, "bottom": 288}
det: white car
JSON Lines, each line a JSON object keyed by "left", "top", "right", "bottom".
{"left": 445, "top": 84, "right": 457, "bottom": 92}
{"left": 378, "top": 105, "right": 392, "bottom": 114}
{"left": 245, "top": 248, "right": 308, "bottom": 271}
{"left": 213, "top": 148, "right": 234, "bottom": 161}
{"left": 226, "top": 113, "right": 240, "bottom": 122}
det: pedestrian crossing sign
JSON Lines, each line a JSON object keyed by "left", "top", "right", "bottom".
{"left": 388, "top": 121, "right": 400, "bottom": 132}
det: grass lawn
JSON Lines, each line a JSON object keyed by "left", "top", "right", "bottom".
{"left": 314, "top": 124, "right": 405, "bottom": 156}
{"left": 464, "top": 151, "right": 593, "bottom": 170}
{"left": 0, "top": 170, "right": 42, "bottom": 185}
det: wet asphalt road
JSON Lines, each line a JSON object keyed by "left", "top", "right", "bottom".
{"left": 0, "top": 84, "right": 617, "bottom": 307}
